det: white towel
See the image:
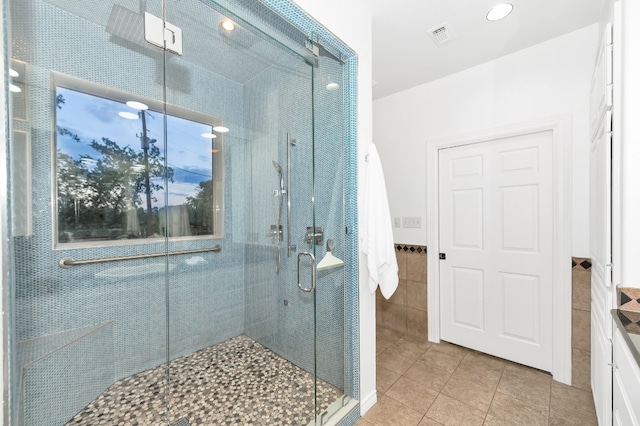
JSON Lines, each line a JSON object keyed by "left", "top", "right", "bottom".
{"left": 360, "top": 144, "right": 398, "bottom": 299}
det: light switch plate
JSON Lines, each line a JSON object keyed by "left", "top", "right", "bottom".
{"left": 402, "top": 217, "right": 422, "bottom": 228}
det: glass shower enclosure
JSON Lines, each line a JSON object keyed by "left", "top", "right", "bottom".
{"left": 6, "top": 0, "right": 356, "bottom": 424}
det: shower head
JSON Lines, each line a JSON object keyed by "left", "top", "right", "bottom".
{"left": 272, "top": 160, "right": 284, "bottom": 195}
{"left": 107, "top": 5, "right": 157, "bottom": 52}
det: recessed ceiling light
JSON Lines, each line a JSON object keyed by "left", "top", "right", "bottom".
{"left": 213, "top": 126, "right": 229, "bottom": 133}
{"left": 126, "top": 100, "right": 149, "bottom": 110}
{"left": 9, "top": 84, "right": 21, "bottom": 93}
{"left": 119, "top": 111, "right": 139, "bottom": 120}
{"left": 326, "top": 82, "right": 340, "bottom": 91}
{"left": 9, "top": 68, "right": 19, "bottom": 78}
{"left": 221, "top": 19, "right": 236, "bottom": 31}
{"left": 486, "top": 3, "right": 513, "bottom": 21}
{"left": 201, "top": 132, "right": 217, "bottom": 139}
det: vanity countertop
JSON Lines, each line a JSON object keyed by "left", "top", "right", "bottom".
{"left": 612, "top": 309, "right": 640, "bottom": 368}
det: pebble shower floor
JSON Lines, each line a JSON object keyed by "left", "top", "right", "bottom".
{"left": 65, "top": 335, "right": 341, "bottom": 425}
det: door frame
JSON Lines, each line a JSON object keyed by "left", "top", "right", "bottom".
{"left": 426, "top": 115, "right": 572, "bottom": 384}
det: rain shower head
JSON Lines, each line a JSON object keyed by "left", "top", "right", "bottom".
{"left": 107, "top": 5, "right": 146, "bottom": 48}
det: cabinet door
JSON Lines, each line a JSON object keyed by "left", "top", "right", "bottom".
{"left": 589, "top": 23, "right": 613, "bottom": 135}
{"left": 613, "top": 373, "right": 638, "bottom": 426}
{"left": 592, "top": 292, "right": 612, "bottom": 426}
{"left": 613, "top": 327, "right": 640, "bottom": 425}
{"left": 590, "top": 19, "right": 615, "bottom": 426}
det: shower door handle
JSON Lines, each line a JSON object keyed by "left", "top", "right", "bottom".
{"left": 297, "top": 251, "right": 316, "bottom": 293}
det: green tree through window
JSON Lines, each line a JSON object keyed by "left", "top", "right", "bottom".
{"left": 55, "top": 84, "right": 222, "bottom": 244}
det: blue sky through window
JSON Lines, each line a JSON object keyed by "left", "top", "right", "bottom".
{"left": 56, "top": 87, "right": 214, "bottom": 209}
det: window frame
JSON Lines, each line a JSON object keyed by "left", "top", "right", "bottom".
{"left": 51, "top": 73, "right": 225, "bottom": 249}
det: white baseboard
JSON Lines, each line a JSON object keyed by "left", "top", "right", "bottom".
{"left": 359, "top": 390, "right": 377, "bottom": 415}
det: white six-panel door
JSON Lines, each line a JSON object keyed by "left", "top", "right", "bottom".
{"left": 438, "top": 130, "right": 554, "bottom": 371}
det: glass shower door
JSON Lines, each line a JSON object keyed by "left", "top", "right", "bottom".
{"left": 8, "top": 0, "right": 173, "bottom": 424}
{"left": 162, "top": 2, "right": 322, "bottom": 424}
{"left": 310, "top": 49, "right": 349, "bottom": 424}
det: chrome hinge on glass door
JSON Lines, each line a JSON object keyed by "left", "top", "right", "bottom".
{"left": 144, "top": 12, "right": 183, "bottom": 55}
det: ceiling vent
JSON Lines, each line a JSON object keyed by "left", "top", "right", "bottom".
{"left": 428, "top": 22, "right": 457, "bottom": 46}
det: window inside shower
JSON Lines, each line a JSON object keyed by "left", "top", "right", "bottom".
{"left": 54, "top": 78, "right": 224, "bottom": 245}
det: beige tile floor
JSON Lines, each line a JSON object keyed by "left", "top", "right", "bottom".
{"left": 356, "top": 326, "right": 598, "bottom": 426}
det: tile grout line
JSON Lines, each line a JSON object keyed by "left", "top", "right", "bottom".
{"left": 418, "top": 345, "right": 469, "bottom": 425}
{"left": 375, "top": 333, "right": 406, "bottom": 396}
{"left": 546, "top": 381, "right": 552, "bottom": 426}
{"left": 376, "top": 336, "right": 438, "bottom": 425}
{"left": 479, "top": 359, "right": 508, "bottom": 425}
{"left": 374, "top": 327, "right": 597, "bottom": 426}
{"left": 404, "top": 342, "right": 436, "bottom": 424}
{"left": 436, "top": 349, "right": 499, "bottom": 425}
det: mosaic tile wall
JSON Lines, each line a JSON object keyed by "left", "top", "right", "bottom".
{"left": 9, "top": 1, "right": 247, "bottom": 422}
{"left": 241, "top": 50, "right": 346, "bottom": 389}
{"left": 219, "top": 0, "right": 360, "bottom": 403}
{"left": 8, "top": 0, "right": 359, "bottom": 424}
{"left": 22, "top": 323, "right": 114, "bottom": 426}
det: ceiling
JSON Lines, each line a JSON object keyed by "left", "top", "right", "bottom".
{"left": 364, "top": 0, "right": 607, "bottom": 100}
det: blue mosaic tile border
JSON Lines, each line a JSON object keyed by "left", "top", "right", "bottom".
{"left": 343, "top": 57, "right": 359, "bottom": 401}
{"left": 337, "top": 405, "right": 361, "bottom": 426}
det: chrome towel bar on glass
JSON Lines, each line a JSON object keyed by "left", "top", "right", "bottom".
{"left": 58, "top": 245, "right": 222, "bottom": 269}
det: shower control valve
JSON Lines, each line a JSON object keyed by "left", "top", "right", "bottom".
{"left": 305, "top": 226, "right": 324, "bottom": 245}
{"left": 269, "top": 224, "right": 283, "bottom": 241}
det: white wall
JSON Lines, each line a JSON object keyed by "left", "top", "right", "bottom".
{"left": 374, "top": 25, "right": 599, "bottom": 258}
{"left": 292, "top": 0, "right": 376, "bottom": 414}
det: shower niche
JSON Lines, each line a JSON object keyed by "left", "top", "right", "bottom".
{"left": 6, "top": 0, "right": 357, "bottom": 424}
